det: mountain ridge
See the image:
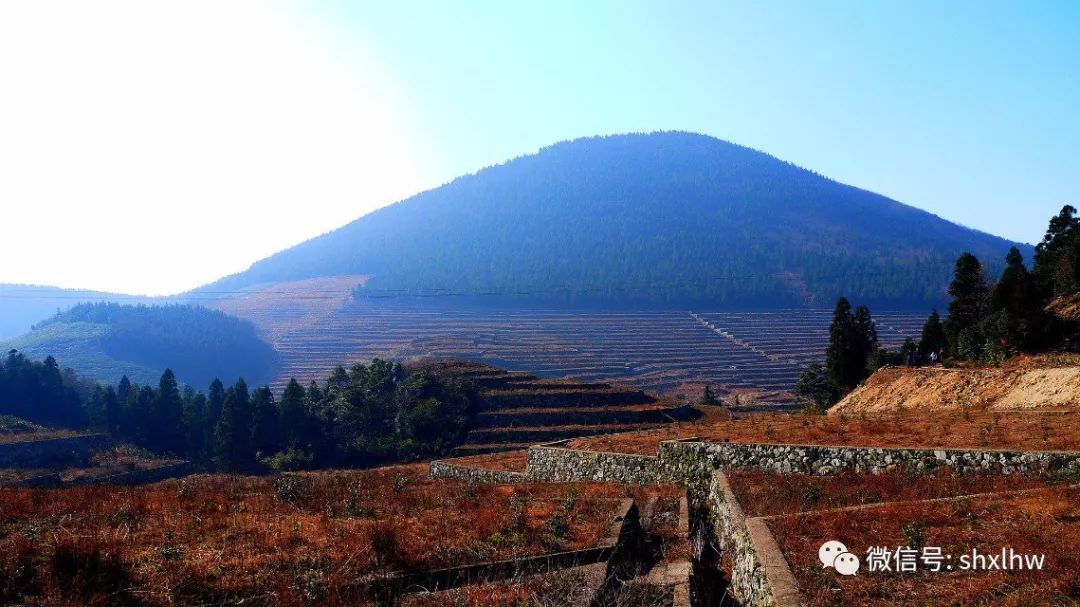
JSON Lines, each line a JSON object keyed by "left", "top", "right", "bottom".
{"left": 195, "top": 131, "right": 1030, "bottom": 308}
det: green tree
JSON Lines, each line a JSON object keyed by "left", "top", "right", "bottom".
{"left": 103, "top": 385, "right": 120, "bottom": 435}
{"left": 698, "top": 385, "right": 720, "bottom": 406}
{"left": 154, "top": 369, "right": 184, "bottom": 454}
{"left": 250, "top": 386, "right": 280, "bottom": 458}
{"left": 988, "top": 247, "right": 1048, "bottom": 351}
{"left": 182, "top": 390, "right": 207, "bottom": 462}
{"left": 793, "top": 363, "right": 837, "bottom": 413}
{"left": 278, "top": 379, "right": 306, "bottom": 448}
{"left": 213, "top": 380, "right": 253, "bottom": 471}
{"left": 826, "top": 298, "right": 868, "bottom": 393}
{"left": 1033, "top": 204, "right": 1079, "bottom": 296}
{"left": 944, "top": 253, "right": 989, "bottom": 357}
{"left": 918, "top": 309, "right": 946, "bottom": 356}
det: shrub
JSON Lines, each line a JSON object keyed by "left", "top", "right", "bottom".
{"left": 274, "top": 474, "right": 311, "bottom": 505}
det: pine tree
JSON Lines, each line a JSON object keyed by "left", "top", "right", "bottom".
{"left": 213, "top": 380, "right": 254, "bottom": 471}
{"left": 989, "top": 247, "right": 1047, "bottom": 351}
{"left": 826, "top": 298, "right": 867, "bottom": 393}
{"left": 945, "top": 253, "right": 989, "bottom": 357}
{"left": 918, "top": 309, "right": 947, "bottom": 355}
{"left": 279, "top": 379, "right": 306, "bottom": 448}
{"left": 155, "top": 369, "right": 184, "bottom": 454}
{"left": 182, "top": 391, "right": 207, "bottom": 461}
{"left": 853, "top": 305, "right": 879, "bottom": 367}
{"left": 1033, "top": 204, "right": 1079, "bottom": 296}
{"left": 103, "top": 385, "right": 120, "bottom": 435}
{"left": 250, "top": 386, "right": 280, "bottom": 457}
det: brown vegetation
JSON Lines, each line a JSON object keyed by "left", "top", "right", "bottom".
{"left": 726, "top": 470, "right": 1055, "bottom": 518}
{"left": 767, "top": 486, "right": 1080, "bottom": 606}
{"left": 0, "top": 465, "right": 642, "bottom": 606}
{"left": 566, "top": 409, "right": 1080, "bottom": 454}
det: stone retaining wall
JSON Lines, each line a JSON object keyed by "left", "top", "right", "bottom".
{"left": 525, "top": 444, "right": 663, "bottom": 485}
{"left": 429, "top": 460, "right": 526, "bottom": 484}
{"left": 661, "top": 440, "right": 1080, "bottom": 478}
{"left": 707, "top": 471, "right": 801, "bottom": 607}
{"left": 0, "top": 434, "right": 110, "bottom": 469}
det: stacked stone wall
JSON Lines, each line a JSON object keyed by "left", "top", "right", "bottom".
{"left": 0, "top": 434, "right": 110, "bottom": 469}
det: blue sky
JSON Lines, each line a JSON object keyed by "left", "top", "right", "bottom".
{"left": 1, "top": 0, "right": 1077, "bottom": 294}
{"left": 318, "top": 0, "right": 1079, "bottom": 243}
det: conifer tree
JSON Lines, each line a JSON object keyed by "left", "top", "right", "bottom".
{"left": 1033, "top": 204, "right": 1079, "bottom": 296}
{"left": 826, "top": 298, "right": 867, "bottom": 393}
{"left": 155, "top": 369, "right": 184, "bottom": 454}
{"left": 989, "top": 247, "right": 1047, "bottom": 351}
{"left": 278, "top": 379, "right": 306, "bottom": 447}
{"left": 918, "top": 309, "right": 947, "bottom": 355}
{"left": 945, "top": 253, "right": 989, "bottom": 356}
{"left": 250, "top": 386, "right": 280, "bottom": 457}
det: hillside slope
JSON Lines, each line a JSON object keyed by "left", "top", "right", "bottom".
{"left": 1, "top": 303, "right": 279, "bottom": 389}
{"left": 830, "top": 355, "right": 1080, "bottom": 415}
{"left": 199, "top": 132, "right": 1029, "bottom": 308}
{"left": 0, "top": 284, "right": 154, "bottom": 341}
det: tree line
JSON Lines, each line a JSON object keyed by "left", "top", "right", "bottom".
{"left": 34, "top": 302, "right": 280, "bottom": 388}
{"left": 795, "top": 204, "right": 1079, "bottom": 411}
{"left": 3, "top": 351, "right": 477, "bottom": 472}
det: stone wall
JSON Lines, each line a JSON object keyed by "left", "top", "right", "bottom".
{"left": 429, "top": 460, "right": 526, "bottom": 484}
{"left": 706, "top": 471, "right": 801, "bottom": 607}
{"left": 0, "top": 434, "right": 110, "bottom": 469}
{"left": 661, "top": 440, "right": 1080, "bottom": 478}
{"left": 525, "top": 444, "right": 663, "bottom": 485}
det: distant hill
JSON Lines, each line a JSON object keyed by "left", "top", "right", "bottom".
{"left": 1, "top": 303, "right": 279, "bottom": 389}
{"left": 198, "top": 132, "right": 1030, "bottom": 308}
{"left": 0, "top": 284, "right": 154, "bottom": 341}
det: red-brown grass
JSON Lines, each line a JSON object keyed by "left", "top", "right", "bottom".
{"left": 726, "top": 470, "right": 1055, "bottom": 517}
{"left": 0, "top": 464, "right": 664, "bottom": 606}
{"left": 767, "top": 486, "right": 1080, "bottom": 606}
{"left": 567, "top": 410, "right": 1080, "bottom": 454}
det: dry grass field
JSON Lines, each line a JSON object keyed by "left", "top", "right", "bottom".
{"left": 566, "top": 409, "right": 1080, "bottom": 454}
{"left": 0, "top": 465, "right": 677, "bottom": 606}
{"left": 767, "top": 485, "right": 1080, "bottom": 606}
{"left": 725, "top": 469, "right": 1055, "bottom": 518}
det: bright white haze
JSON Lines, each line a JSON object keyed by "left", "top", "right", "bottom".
{"left": 0, "top": 1, "right": 428, "bottom": 295}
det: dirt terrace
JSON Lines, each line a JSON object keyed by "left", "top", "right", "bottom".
{"left": 439, "top": 450, "right": 529, "bottom": 473}
{"left": 0, "top": 465, "right": 662, "bottom": 606}
{"left": 767, "top": 485, "right": 1080, "bottom": 606}
{"left": 725, "top": 469, "right": 1056, "bottom": 518}
{"left": 565, "top": 410, "right": 1080, "bottom": 454}
{"left": 831, "top": 355, "right": 1080, "bottom": 416}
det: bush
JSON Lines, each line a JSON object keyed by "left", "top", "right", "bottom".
{"left": 261, "top": 448, "right": 315, "bottom": 472}
{"left": 274, "top": 474, "right": 312, "bottom": 505}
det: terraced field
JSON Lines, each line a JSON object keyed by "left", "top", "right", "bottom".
{"left": 212, "top": 287, "right": 925, "bottom": 404}
{"left": 424, "top": 361, "right": 693, "bottom": 455}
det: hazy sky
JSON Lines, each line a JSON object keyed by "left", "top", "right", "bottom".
{"left": 2, "top": 0, "right": 1077, "bottom": 295}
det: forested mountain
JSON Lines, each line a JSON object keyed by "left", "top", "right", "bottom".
{"left": 0, "top": 284, "right": 154, "bottom": 341}
{"left": 0, "top": 303, "right": 278, "bottom": 388}
{"left": 199, "top": 132, "right": 1029, "bottom": 308}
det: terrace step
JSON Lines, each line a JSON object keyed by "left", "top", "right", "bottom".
{"left": 466, "top": 423, "right": 666, "bottom": 444}
{"left": 473, "top": 404, "right": 696, "bottom": 427}
{"left": 451, "top": 442, "right": 536, "bottom": 455}
{"left": 478, "top": 388, "right": 654, "bottom": 409}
